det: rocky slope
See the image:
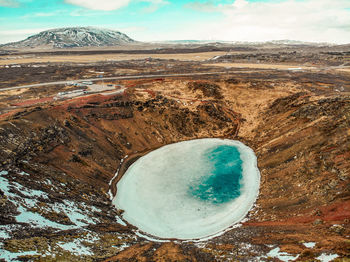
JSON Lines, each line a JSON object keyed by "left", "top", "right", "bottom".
{"left": 0, "top": 76, "right": 349, "bottom": 261}
{"left": 0, "top": 27, "right": 134, "bottom": 49}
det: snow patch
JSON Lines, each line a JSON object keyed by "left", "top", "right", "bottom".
{"left": 0, "top": 243, "right": 38, "bottom": 262}
{"left": 267, "top": 247, "right": 299, "bottom": 262}
{"left": 0, "top": 170, "right": 48, "bottom": 200}
{"left": 18, "top": 171, "right": 29, "bottom": 176}
{"left": 116, "top": 216, "right": 127, "bottom": 226}
{"left": 317, "top": 253, "right": 339, "bottom": 262}
{"left": 58, "top": 239, "right": 93, "bottom": 256}
{"left": 303, "top": 242, "right": 316, "bottom": 248}
{"left": 108, "top": 155, "right": 128, "bottom": 200}
{"left": 0, "top": 229, "right": 10, "bottom": 239}
{"left": 84, "top": 232, "right": 100, "bottom": 243}
{"left": 51, "top": 200, "right": 99, "bottom": 227}
{"left": 0, "top": 170, "right": 99, "bottom": 231}
{"left": 134, "top": 231, "right": 170, "bottom": 242}
{"left": 113, "top": 242, "right": 132, "bottom": 252}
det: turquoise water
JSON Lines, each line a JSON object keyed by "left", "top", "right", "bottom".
{"left": 113, "top": 138, "right": 260, "bottom": 240}
{"left": 188, "top": 145, "right": 243, "bottom": 204}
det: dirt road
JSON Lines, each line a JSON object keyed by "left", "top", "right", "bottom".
{"left": 1, "top": 71, "right": 228, "bottom": 92}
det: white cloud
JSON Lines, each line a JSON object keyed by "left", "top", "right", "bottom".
{"left": 232, "top": 0, "right": 247, "bottom": 9}
{"left": 64, "top": 0, "right": 167, "bottom": 11}
{"left": 184, "top": 1, "right": 218, "bottom": 12}
{"left": 21, "top": 11, "right": 62, "bottom": 19}
{"left": 144, "top": 0, "right": 167, "bottom": 4}
{"left": 180, "top": 0, "right": 350, "bottom": 44}
{"left": 0, "top": 0, "right": 19, "bottom": 8}
{"left": 64, "top": 0, "right": 131, "bottom": 11}
{"left": 140, "top": 0, "right": 169, "bottom": 13}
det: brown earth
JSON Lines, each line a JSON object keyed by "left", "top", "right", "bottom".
{"left": 0, "top": 52, "right": 229, "bottom": 65}
{"left": 0, "top": 57, "right": 349, "bottom": 261}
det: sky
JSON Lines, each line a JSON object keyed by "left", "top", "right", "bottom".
{"left": 0, "top": 0, "right": 349, "bottom": 44}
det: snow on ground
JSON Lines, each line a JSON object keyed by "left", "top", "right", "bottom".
{"left": 0, "top": 170, "right": 142, "bottom": 260}
{"left": 51, "top": 199, "right": 100, "bottom": 226}
{"left": 0, "top": 229, "right": 105, "bottom": 260}
{"left": 0, "top": 243, "right": 38, "bottom": 262}
{"left": 0, "top": 169, "right": 105, "bottom": 260}
{"left": 116, "top": 216, "right": 127, "bottom": 226}
{"left": 267, "top": 247, "right": 299, "bottom": 262}
{"left": 58, "top": 239, "right": 93, "bottom": 256}
{"left": 258, "top": 246, "right": 339, "bottom": 262}
{"left": 0, "top": 171, "right": 49, "bottom": 200}
{"left": 303, "top": 242, "right": 316, "bottom": 248}
{"left": 15, "top": 205, "right": 76, "bottom": 230}
{"left": 0, "top": 225, "right": 22, "bottom": 242}
{"left": 0, "top": 170, "right": 100, "bottom": 230}
{"left": 114, "top": 242, "right": 132, "bottom": 251}
{"left": 84, "top": 232, "right": 100, "bottom": 243}
{"left": 134, "top": 231, "right": 170, "bottom": 243}
{"left": 317, "top": 253, "right": 339, "bottom": 262}
{"left": 108, "top": 154, "right": 128, "bottom": 200}
{"left": 0, "top": 228, "right": 10, "bottom": 239}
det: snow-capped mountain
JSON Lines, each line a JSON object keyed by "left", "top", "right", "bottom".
{"left": 1, "top": 27, "right": 135, "bottom": 49}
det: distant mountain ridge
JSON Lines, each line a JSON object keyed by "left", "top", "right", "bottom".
{"left": 1, "top": 27, "right": 135, "bottom": 49}
{"left": 155, "top": 39, "right": 334, "bottom": 47}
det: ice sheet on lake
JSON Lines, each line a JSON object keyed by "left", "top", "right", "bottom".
{"left": 113, "top": 138, "right": 260, "bottom": 240}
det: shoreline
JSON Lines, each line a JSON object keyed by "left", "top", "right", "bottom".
{"left": 109, "top": 150, "right": 152, "bottom": 199}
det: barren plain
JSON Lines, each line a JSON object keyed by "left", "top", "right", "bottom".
{"left": 0, "top": 44, "right": 349, "bottom": 261}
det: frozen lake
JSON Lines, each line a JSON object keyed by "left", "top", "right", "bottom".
{"left": 113, "top": 138, "right": 260, "bottom": 240}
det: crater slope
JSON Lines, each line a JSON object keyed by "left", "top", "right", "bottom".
{"left": 0, "top": 74, "right": 349, "bottom": 261}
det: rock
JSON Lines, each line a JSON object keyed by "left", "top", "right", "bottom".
{"left": 312, "top": 209, "right": 322, "bottom": 216}
{"left": 187, "top": 81, "right": 223, "bottom": 99}
{"left": 330, "top": 224, "right": 345, "bottom": 234}
{"left": 70, "top": 154, "right": 82, "bottom": 163}
{"left": 313, "top": 219, "right": 323, "bottom": 225}
{"left": 63, "top": 119, "right": 70, "bottom": 127}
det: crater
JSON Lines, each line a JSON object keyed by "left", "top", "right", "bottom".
{"left": 113, "top": 138, "right": 260, "bottom": 240}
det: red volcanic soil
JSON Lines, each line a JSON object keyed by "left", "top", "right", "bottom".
{"left": 0, "top": 110, "right": 19, "bottom": 119}
{"left": 56, "top": 94, "right": 116, "bottom": 110}
{"left": 0, "top": 75, "right": 349, "bottom": 261}
{"left": 244, "top": 200, "right": 350, "bottom": 227}
{"left": 124, "top": 78, "right": 165, "bottom": 88}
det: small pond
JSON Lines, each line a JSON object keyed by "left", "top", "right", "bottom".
{"left": 113, "top": 138, "right": 260, "bottom": 240}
